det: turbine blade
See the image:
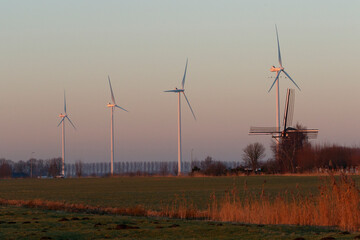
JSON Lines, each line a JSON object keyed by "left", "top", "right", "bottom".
{"left": 182, "top": 92, "right": 196, "bottom": 120}
{"left": 181, "top": 58, "right": 188, "bottom": 89}
{"left": 66, "top": 116, "right": 76, "bottom": 130}
{"left": 108, "top": 75, "right": 116, "bottom": 104}
{"left": 283, "top": 70, "right": 301, "bottom": 91}
{"left": 164, "top": 90, "right": 179, "bottom": 93}
{"left": 275, "top": 25, "right": 282, "bottom": 68}
{"left": 64, "top": 90, "right": 67, "bottom": 114}
{"left": 57, "top": 118, "right": 65, "bottom": 127}
{"left": 115, "top": 105, "right": 128, "bottom": 112}
{"left": 268, "top": 71, "right": 281, "bottom": 92}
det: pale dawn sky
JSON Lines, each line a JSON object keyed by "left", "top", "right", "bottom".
{"left": 0, "top": 0, "right": 359, "bottom": 163}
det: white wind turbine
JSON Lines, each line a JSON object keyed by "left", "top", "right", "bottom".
{"left": 57, "top": 91, "right": 76, "bottom": 177}
{"left": 107, "top": 76, "right": 128, "bottom": 176}
{"left": 164, "top": 59, "right": 196, "bottom": 176}
{"left": 268, "top": 25, "right": 301, "bottom": 143}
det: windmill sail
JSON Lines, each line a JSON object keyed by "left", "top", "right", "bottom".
{"left": 249, "top": 88, "right": 318, "bottom": 140}
{"left": 286, "top": 129, "right": 319, "bottom": 139}
{"left": 249, "top": 127, "right": 279, "bottom": 135}
{"left": 283, "top": 88, "right": 295, "bottom": 129}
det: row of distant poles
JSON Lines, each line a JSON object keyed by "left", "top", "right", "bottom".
{"left": 58, "top": 61, "right": 196, "bottom": 177}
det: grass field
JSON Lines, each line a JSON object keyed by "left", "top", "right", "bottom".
{"left": 1, "top": 175, "right": 360, "bottom": 239}
{"left": 1, "top": 205, "right": 359, "bottom": 240}
{"left": 0, "top": 176, "right": 327, "bottom": 210}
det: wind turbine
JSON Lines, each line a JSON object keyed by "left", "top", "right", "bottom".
{"left": 164, "top": 59, "right": 196, "bottom": 176}
{"left": 58, "top": 91, "right": 76, "bottom": 177}
{"left": 107, "top": 76, "right": 128, "bottom": 176}
{"left": 268, "top": 25, "right": 301, "bottom": 142}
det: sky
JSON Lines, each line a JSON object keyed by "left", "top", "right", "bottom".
{"left": 0, "top": 0, "right": 360, "bottom": 164}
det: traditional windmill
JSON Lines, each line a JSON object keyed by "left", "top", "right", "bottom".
{"left": 249, "top": 88, "right": 318, "bottom": 141}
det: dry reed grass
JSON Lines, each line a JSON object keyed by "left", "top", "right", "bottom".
{"left": 207, "top": 173, "right": 360, "bottom": 231}
{"left": 1, "top": 173, "right": 359, "bottom": 231}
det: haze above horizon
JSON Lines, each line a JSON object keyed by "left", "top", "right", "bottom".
{"left": 1, "top": 0, "right": 359, "bottom": 163}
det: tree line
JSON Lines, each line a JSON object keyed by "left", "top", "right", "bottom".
{"left": 0, "top": 158, "right": 242, "bottom": 178}
{"left": 2, "top": 127, "right": 360, "bottom": 178}
{"left": 243, "top": 125, "right": 360, "bottom": 174}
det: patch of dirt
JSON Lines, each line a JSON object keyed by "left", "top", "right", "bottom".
{"left": 320, "top": 237, "right": 336, "bottom": 240}
{"left": 115, "top": 224, "right": 139, "bottom": 230}
{"left": 58, "top": 217, "right": 69, "bottom": 222}
{"left": 168, "top": 224, "right": 180, "bottom": 228}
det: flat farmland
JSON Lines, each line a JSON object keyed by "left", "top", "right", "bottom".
{"left": 0, "top": 176, "right": 327, "bottom": 210}
{"left": 2, "top": 175, "right": 360, "bottom": 239}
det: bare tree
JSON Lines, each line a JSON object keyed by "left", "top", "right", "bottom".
{"left": 199, "top": 156, "right": 227, "bottom": 176}
{"left": 274, "top": 123, "right": 309, "bottom": 173}
{"left": 48, "top": 158, "right": 61, "bottom": 177}
{"left": 0, "top": 160, "right": 12, "bottom": 178}
{"left": 242, "top": 142, "right": 266, "bottom": 173}
{"left": 159, "top": 162, "right": 168, "bottom": 176}
{"left": 75, "top": 161, "right": 83, "bottom": 177}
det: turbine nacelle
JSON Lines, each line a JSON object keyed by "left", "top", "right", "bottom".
{"left": 59, "top": 113, "right": 66, "bottom": 118}
{"left": 270, "top": 66, "right": 283, "bottom": 72}
{"left": 107, "top": 103, "right": 115, "bottom": 107}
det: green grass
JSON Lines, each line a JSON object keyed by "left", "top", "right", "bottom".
{"left": 2, "top": 175, "right": 360, "bottom": 239}
{"left": 1, "top": 205, "right": 358, "bottom": 240}
{"left": 0, "top": 176, "right": 331, "bottom": 210}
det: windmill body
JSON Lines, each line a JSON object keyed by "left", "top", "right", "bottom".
{"left": 107, "top": 76, "right": 128, "bottom": 176}
{"left": 249, "top": 88, "right": 318, "bottom": 141}
{"left": 164, "top": 59, "right": 196, "bottom": 176}
{"left": 57, "top": 92, "right": 76, "bottom": 177}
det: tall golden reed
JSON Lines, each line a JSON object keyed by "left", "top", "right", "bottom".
{"left": 207, "top": 174, "right": 360, "bottom": 231}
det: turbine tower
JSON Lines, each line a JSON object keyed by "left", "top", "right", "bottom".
{"left": 107, "top": 76, "right": 128, "bottom": 176}
{"left": 268, "top": 25, "right": 301, "bottom": 148}
{"left": 57, "top": 91, "right": 76, "bottom": 177}
{"left": 164, "top": 59, "right": 196, "bottom": 176}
